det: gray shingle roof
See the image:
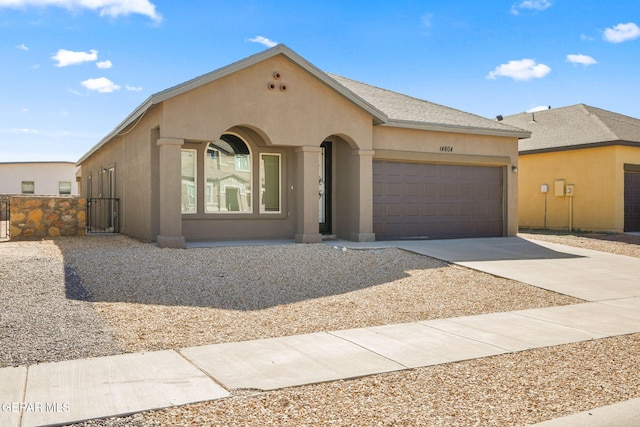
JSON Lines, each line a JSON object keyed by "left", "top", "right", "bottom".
{"left": 328, "top": 74, "right": 529, "bottom": 137}
{"left": 501, "top": 104, "right": 640, "bottom": 153}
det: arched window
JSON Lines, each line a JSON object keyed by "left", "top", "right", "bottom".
{"left": 205, "top": 134, "right": 252, "bottom": 213}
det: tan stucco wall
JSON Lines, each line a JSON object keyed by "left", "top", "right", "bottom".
{"left": 372, "top": 126, "right": 520, "bottom": 236}
{"left": 162, "top": 55, "right": 373, "bottom": 149}
{"left": 518, "top": 145, "right": 640, "bottom": 232}
{"left": 80, "top": 106, "right": 162, "bottom": 241}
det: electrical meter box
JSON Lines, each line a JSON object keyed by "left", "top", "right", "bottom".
{"left": 565, "top": 184, "right": 575, "bottom": 197}
{"left": 554, "top": 179, "right": 565, "bottom": 196}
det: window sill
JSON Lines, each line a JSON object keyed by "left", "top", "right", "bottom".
{"left": 182, "top": 212, "right": 288, "bottom": 220}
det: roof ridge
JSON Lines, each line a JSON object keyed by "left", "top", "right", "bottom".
{"left": 577, "top": 104, "right": 618, "bottom": 140}
{"left": 582, "top": 104, "right": 640, "bottom": 140}
{"left": 329, "top": 73, "right": 483, "bottom": 119}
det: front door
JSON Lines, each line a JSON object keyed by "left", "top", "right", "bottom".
{"left": 319, "top": 141, "right": 332, "bottom": 234}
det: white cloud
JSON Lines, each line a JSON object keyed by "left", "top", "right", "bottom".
{"left": 96, "top": 60, "right": 112, "bottom": 69}
{"left": 52, "top": 49, "right": 97, "bottom": 67}
{"left": 16, "top": 43, "right": 28, "bottom": 50}
{"left": 421, "top": 13, "right": 433, "bottom": 28}
{"left": 125, "top": 85, "right": 142, "bottom": 92}
{"left": 603, "top": 22, "right": 640, "bottom": 43}
{"left": 511, "top": 0, "right": 551, "bottom": 15}
{"left": 567, "top": 54, "right": 597, "bottom": 66}
{"left": 81, "top": 77, "right": 120, "bottom": 93}
{"left": 487, "top": 58, "right": 551, "bottom": 81}
{"left": 0, "top": 0, "right": 162, "bottom": 22}
{"left": 0, "top": 127, "right": 40, "bottom": 134}
{"left": 248, "top": 36, "right": 278, "bottom": 48}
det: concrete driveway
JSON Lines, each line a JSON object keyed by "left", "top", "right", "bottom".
{"left": 340, "top": 236, "right": 640, "bottom": 302}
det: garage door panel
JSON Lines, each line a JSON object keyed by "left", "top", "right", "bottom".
{"left": 373, "top": 161, "right": 503, "bottom": 240}
{"left": 423, "top": 203, "right": 437, "bottom": 216}
{"left": 405, "top": 163, "right": 424, "bottom": 176}
{"left": 440, "top": 203, "right": 457, "bottom": 217}
{"left": 372, "top": 181, "right": 384, "bottom": 198}
{"left": 441, "top": 184, "right": 458, "bottom": 198}
{"left": 405, "top": 204, "right": 421, "bottom": 217}
{"left": 424, "top": 184, "right": 438, "bottom": 197}
{"left": 386, "top": 204, "right": 403, "bottom": 217}
{"left": 458, "top": 185, "right": 474, "bottom": 198}
{"left": 386, "top": 183, "right": 403, "bottom": 197}
{"left": 405, "top": 183, "right": 422, "bottom": 197}
{"left": 385, "top": 162, "right": 403, "bottom": 176}
{"left": 625, "top": 171, "right": 640, "bottom": 231}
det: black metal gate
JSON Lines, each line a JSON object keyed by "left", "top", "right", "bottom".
{"left": 0, "top": 199, "right": 8, "bottom": 239}
{"left": 86, "top": 198, "right": 120, "bottom": 233}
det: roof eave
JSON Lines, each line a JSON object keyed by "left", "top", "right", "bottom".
{"left": 77, "top": 44, "right": 389, "bottom": 165}
{"left": 380, "top": 119, "right": 532, "bottom": 139}
{"left": 520, "top": 140, "right": 639, "bottom": 155}
{"left": 76, "top": 96, "right": 155, "bottom": 165}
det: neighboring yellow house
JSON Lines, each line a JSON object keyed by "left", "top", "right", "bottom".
{"left": 501, "top": 104, "right": 640, "bottom": 233}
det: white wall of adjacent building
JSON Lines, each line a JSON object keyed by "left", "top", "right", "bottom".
{"left": 0, "top": 162, "right": 79, "bottom": 195}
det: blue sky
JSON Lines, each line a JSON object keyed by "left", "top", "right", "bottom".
{"left": 1, "top": 0, "right": 639, "bottom": 162}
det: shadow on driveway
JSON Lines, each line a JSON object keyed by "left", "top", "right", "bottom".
{"left": 343, "top": 237, "right": 585, "bottom": 263}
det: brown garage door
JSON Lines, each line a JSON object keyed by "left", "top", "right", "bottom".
{"left": 373, "top": 161, "right": 504, "bottom": 240}
{"left": 624, "top": 170, "right": 640, "bottom": 232}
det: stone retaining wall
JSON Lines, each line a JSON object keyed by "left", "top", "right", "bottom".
{"left": 9, "top": 196, "right": 86, "bottom": 240}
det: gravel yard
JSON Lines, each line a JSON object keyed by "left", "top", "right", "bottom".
{"left": 53, "top": 235, "right": 581, "bottom": 353}
{"left": 2, "top": 231, "right": 639, "bottom": 426}
{"left": 0, "top": 240, "right": 122, "bottom": 367}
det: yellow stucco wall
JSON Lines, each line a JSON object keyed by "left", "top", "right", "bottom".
{"left": 519, "top": 145, "right": 640, "bottom": 232}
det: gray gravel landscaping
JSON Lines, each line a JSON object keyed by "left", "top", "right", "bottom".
{"left": 0, "top": 240, "right": 122, "bottom": 367}
{"left": 1, "top": 231, "right": 639, "bottom": 426}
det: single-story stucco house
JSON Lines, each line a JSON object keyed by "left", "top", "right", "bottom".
{"left": 0, "top": 161, "right": 79, "bottom": 196}
{"left": 501, "top": 104, "right": 640, "bottom": 233}
{"left": 77, "top": 44, "right": 530, "bottom": 248}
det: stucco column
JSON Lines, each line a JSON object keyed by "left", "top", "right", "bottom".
{"left": 351, "top": 149, "right": 376, "bottom": 242}
{"left": 157, "top": 137, "right": 186, "bottom": 249}
{"left": 295, "top": 145, "right": 323, "bottom": 243}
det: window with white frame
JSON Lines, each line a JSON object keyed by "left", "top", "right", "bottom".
{"left": 260, "top": 153, "right": 281, "bottom": 213}
{"left": 181, "top": 149, "right": 197, "bottom": 213}
{"left": 21, "top": 181, "right": 34, "bottom": 194}
{"left": 59, "top": 181, "right": 72, "bottom": 195}
{"left": 205, "top": 134, "right": 252, "bottom": 213}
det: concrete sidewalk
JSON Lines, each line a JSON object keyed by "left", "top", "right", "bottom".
{"left": 2, "top": 237, "right": 640, "bottom": 426}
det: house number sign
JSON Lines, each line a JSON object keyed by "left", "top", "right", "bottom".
{"left": 440, "top": 146, "right": 454, "bottom": 152}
